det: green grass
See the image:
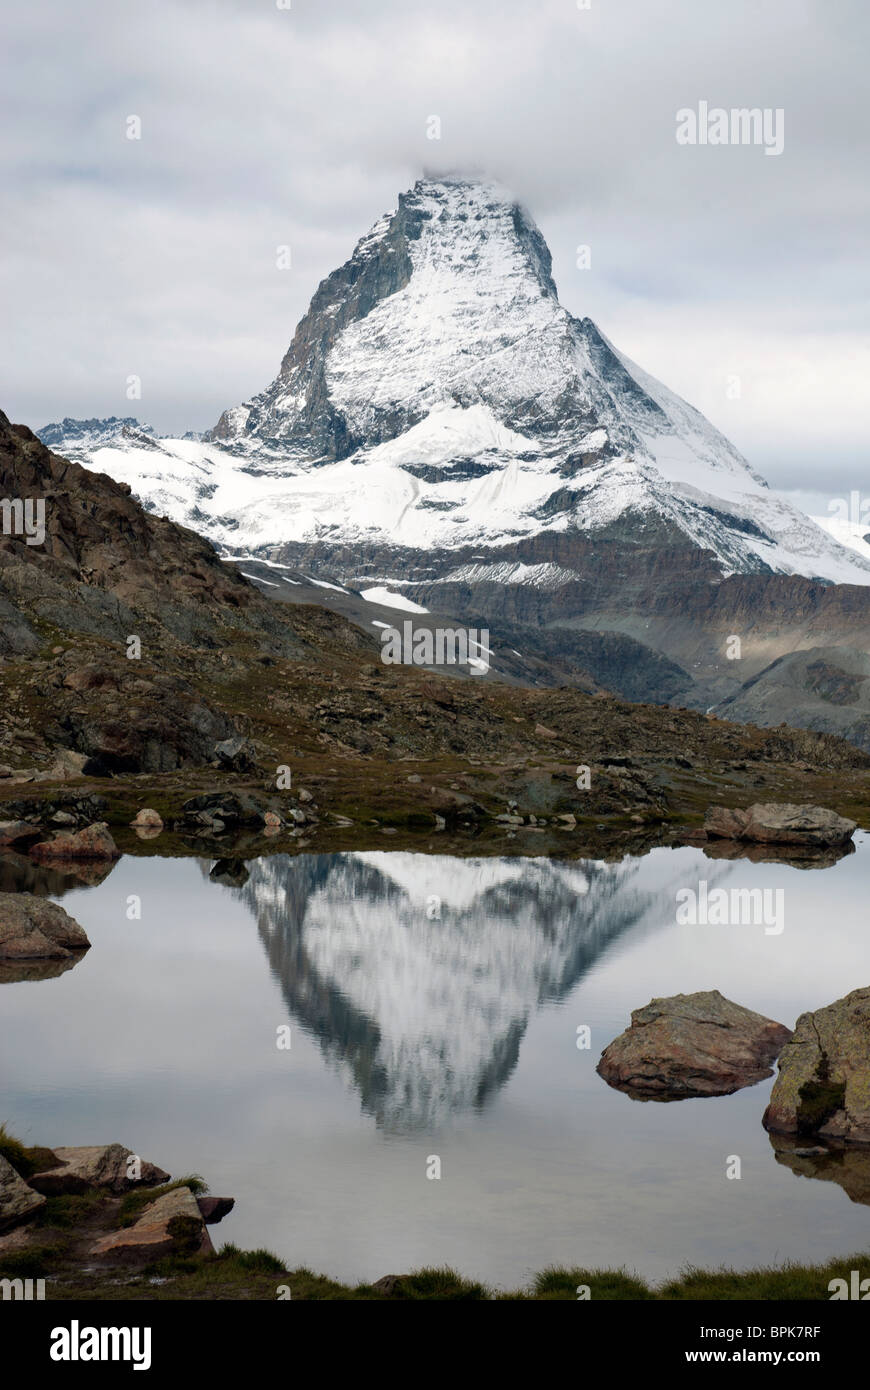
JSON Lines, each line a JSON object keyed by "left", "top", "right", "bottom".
{"left": 0, "top": 1123, "right": 57, "bottom": 1180}
{"left": 35, "top": 1190, "right": 105, "bottom": 1229}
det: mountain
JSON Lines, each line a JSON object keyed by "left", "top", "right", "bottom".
{"left": 35, "top": 175, "right": 870, "bottom": 739}
{"left": 4, "top": 401, "right": 867, "bottom": 840}
{"left": 43, "top": 177, "right": 870, "bottom": 587}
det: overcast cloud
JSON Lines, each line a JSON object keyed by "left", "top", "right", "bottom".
{"left": 1, "top": 0, "right": 867, "bottom": 499}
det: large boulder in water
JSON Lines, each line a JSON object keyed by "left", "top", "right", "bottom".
{"left": 597, "top": 989, "right": 792, "bottom": 1100}
{"left": 763, "top": 986, "right": 870, "bottom": 1143}
{"left": 30, "top": 822, "right": 120, "bottom": 861}
{"left": 704, "top": 803, "right": 855, "bottom": 847}
{"left": 0, "top": 892, "right": 90, "bottom": 959}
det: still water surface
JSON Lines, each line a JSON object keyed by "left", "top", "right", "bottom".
{"left": 2, "top": 838, "right": 869, "bottom": 1288}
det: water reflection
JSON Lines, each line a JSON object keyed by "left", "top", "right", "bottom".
{"left": 215, "top": 851, "right": 703, "bottom": 1132}
{"left": 769, "top": 1134, "right": 870, "bottom": 1207}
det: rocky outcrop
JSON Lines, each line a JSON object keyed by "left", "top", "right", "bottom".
{"left": 597, "top": 990, "right": 792, "bottom": 1099}
{"left": 30, "top": 822, "right": 120, "bottom": 861}
{"left": 0, "top": 892, "right": 90, "bottom": 959}
{"left": 213, "top": 736, "right": 260, "bottom": 772}
{"left": 763, "top": 987, "right": 870, "bottom": 1143}
{"left": 704, "top": 803, "right": 856, "bottom": 847}
{"left": 89, "top": 1185, "right": 213, "bottom": 1264}
{"left": 29, "top": 1144, "right": 170, "bottom": 1196}
{"left": 0, "top": 1155, "right": 46, "bottom": 1233}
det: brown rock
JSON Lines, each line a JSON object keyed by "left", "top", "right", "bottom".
{"left": 704, "top": 803, "right": 856, "bottom": 847}
{"left": 597, "top": 989, "right": 792, "bottom": 1099}
{"left": 0, "top": 1154, "right": 46, "bottom": 1233}
{"left": 197, "top": 1196, "right": 235, "bottom": 1224}
{"left": 130, "top": 808, "right": 163, "bottom": 830}
{"left": 0, "top": 892, "right": 90, "bottom": 960}
{"left": 29, "top": 1143, "right": 169, "bottom": 1196}
{"left": 0, "top": 821, "right": 40, "bottom": 849}
{"left": 30, "top": 822, "right": 120, "bottom": 861}
{"left": 90, "top": 1186, "right": 213, "bottom": 1264}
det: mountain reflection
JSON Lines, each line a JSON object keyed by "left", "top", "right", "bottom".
{"left": 210, "top": 851, "right": 678, "bottom": 1133}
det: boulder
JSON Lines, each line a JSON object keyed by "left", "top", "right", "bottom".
{"left": 89, "top": 1185, "right": 213, "bottom": 1264}
{"left": 704, "top": 803, "right": 856, "bottom": 847}
{"left": 197, "top": 1196, "right": 235, "bottom": 1224}
{"left": 182, "top": 791, "right": 269, "bottom": 827}
{"left": 763, "top": 986, "right": 870, "bottom": 1143}
{"left": 0, "top": 892, "right": 90, "bottom": 959}
{"left": 29, "top": 1143, "right": 169, "bottom": 1196}
{"left": 213, "top": 737, "right": 259, "bottom": 773}
{"left": 0, "top": 1154, "right": 46, "bottom": 1233}
{"left": 30, "top": 822, "right": 120, "bottom": 861}
{"left": 130, "top": 808, "right": 163, "bottom": 830}
{"left": 597, "top": 989, "right": 792, "bottom": 1099}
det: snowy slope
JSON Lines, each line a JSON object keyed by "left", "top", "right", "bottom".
{"left": 39, "top": 176, "right": 870, "bottom": 587}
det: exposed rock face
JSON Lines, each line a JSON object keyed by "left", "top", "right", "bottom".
{"left": 213, "top": 736, "right": 259, "bottom": 772}
{"left": 763, "top": 987, "right": 870, "bottom": 1143}
{"left": 0, "top": 1154, "right": 46, "bottom": 1233}
{"left": 713, "top": 645, "right": 870, "bottom": 753}
{"left": 29, "top": 1144, "right": 170, "bottom": 1196}
{"left": 597, "top": 990, "right": 792, "bottom": 1099}
{"left": 0, "top": 892, "right": 90, "bottom": 959}
{"left": 89, "top": 1185, "right": 213, "bottom": 1264}
{"left": 704, "top": 803, "right": 856, "bottom": 847}
{"left": 30, "top": 822, "right": 120, "bottom": 861}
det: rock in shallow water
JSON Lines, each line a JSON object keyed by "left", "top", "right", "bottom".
{"left": 30, "top": 822, "right": 120, "bottom": 861}
{"left": 597, "top": 989, "right": 792, "bottom": 1100}
{"left": 763, "top": 986, "right": 870, "bottom": 1143}
{"left": 0, "top": 892, "right": 90, "bottom": 960}
{"left": 704, "top": 803, "right": 856, "bottom": 847}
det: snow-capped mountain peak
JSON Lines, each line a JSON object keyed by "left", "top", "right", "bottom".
{"left": 38, "top": 175, "right": 870, "bottom": 587}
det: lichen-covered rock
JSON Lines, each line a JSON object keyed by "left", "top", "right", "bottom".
{"left": 0, "top": 892, "right": 90, "bottom": 959}
{"left": 763, "top": 987, "right": 870, "bottom": 1143}
{"left": 30, "top": 822, "right": 120, "bottom": 861}
{"left": 89, "top": 1185, "right": 213, "bottom": 1264}
{"left": 598, "top": 989, "right": 792, "bottom": 1099}
{"left": 29, "top": 1143, "right": 169, "bottom": 1196}
{"left": 704, "top": 803, "right": 856, "bottom": 847}
{"left": 0, "top": 1154, "right": 46, "bottom": 1233}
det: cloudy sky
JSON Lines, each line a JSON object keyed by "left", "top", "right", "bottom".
{"left": 1, "top": 0, "right": 867, "bottom": 503}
